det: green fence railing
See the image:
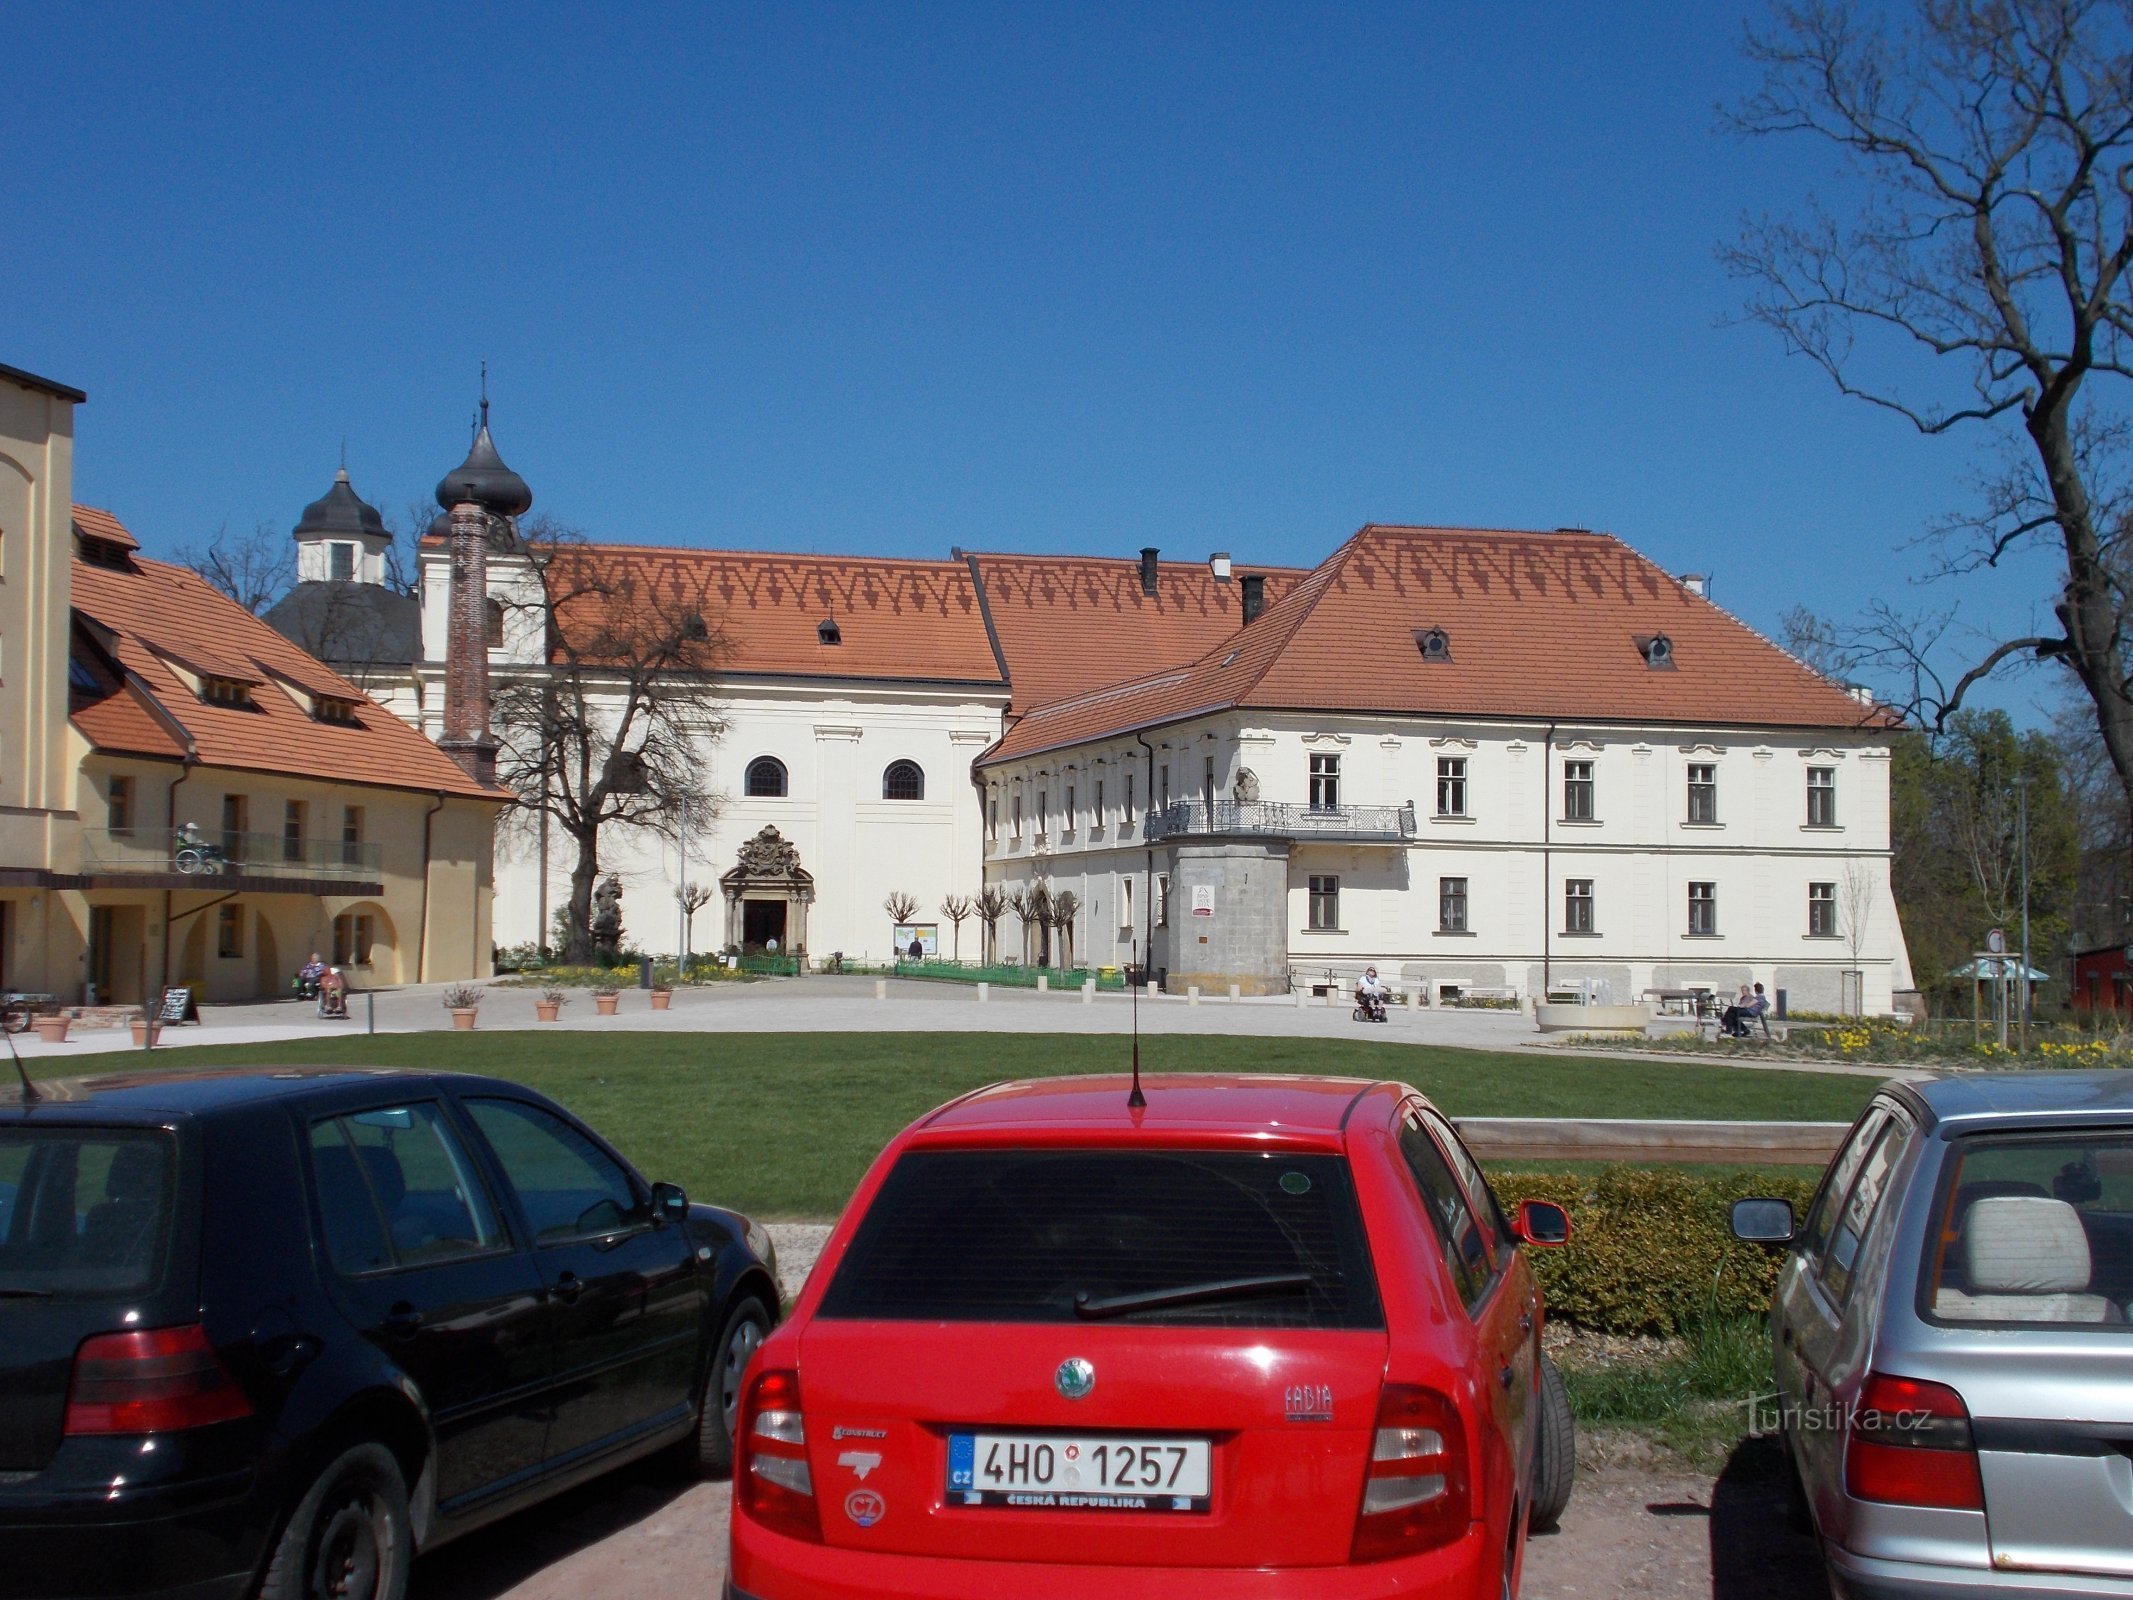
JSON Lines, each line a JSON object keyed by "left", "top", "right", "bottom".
{"left": 891, "top": 960, "right": 1126, "bottom": 991}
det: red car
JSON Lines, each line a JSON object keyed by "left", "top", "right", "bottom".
{"left": 727, "top": 1073, "right": 1574, "bottom": 1599}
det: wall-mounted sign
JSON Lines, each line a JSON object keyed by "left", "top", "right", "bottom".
{"left": 1986, "top": 928, "right": 2006, "bottom": 954}
{"left": 1191, "top": 886, "right": 1214, "bottom": 918}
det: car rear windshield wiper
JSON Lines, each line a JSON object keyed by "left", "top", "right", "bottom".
{"left": 0, "top": 1287, "right": 54, "bottom": 1299}
{"left": 1074, "top": 1272, "right": 1313, "bottom": 1319}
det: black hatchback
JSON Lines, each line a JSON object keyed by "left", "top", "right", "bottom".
{"left": 0, "top": 1067, "right": 779, "bottom": 1600}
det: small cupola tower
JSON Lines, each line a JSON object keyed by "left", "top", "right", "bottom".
{"left": 434, "top": 387, "right": 533, "bottom": 786}
{"left": 292, "top": 465, "right": 390, "bottom": 584}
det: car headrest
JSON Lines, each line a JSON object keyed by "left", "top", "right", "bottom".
{"left": 1963, "top": 1195, "right": 2092, "bottom": 1295}
{"left": 353, "top": 1144, "right": 407, "bottom": 1212}
{"left": 103, "top": 1141, "right": 163, "bottom": 1203}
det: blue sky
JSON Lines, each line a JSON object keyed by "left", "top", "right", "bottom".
{"left": 6, "top": 3, "right": 2071, "bottom": 716}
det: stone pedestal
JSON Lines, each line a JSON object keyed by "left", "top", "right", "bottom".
{"left": 1165, "top": 839, "right": 1291, "bottom": 996}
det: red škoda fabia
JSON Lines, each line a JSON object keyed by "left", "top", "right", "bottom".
{"left": 727, "top": 1074, "right": 1574, "bottom": 1599}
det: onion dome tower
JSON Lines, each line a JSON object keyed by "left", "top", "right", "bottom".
{"left": 434, "top": 386, "right": 532, "bottom": 786}
{"left": 292, "top": 466, "right": 389, "bottom": 583}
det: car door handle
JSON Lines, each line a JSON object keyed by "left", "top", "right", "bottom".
{"left": 382, "top": 1304, "right": 422, "bottom": 1339}
{"left": 552, "top": 1272, "right": 584, "bottom": 1305}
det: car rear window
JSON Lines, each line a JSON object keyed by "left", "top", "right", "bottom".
{"left": 1926, "top": 1134, "right": 2133, "bottom": 1329}
{"left": 0, "top": 1128, "right": 175, "bottom": 1297}
{"left": 819, "top": 1149, "right": 1383, "bottom": 1328}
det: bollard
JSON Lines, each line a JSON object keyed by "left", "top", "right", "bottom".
{"left": 1037, "top": 974, "right": 1048, "bottom": 994}
{"left": 1188, "top": 985, "right": 1200, "bottom": 1006}
{"left": 1145, "top": 981, "right": 1159, "bottom": 1000}
{"left": 367, "top": 991, "right": 376, "bottom": 1034}
{"left": 874, "top": 978, "right": 886, "bottom": 1001}
{"left": 1406, "top": 988, "right": 1422, "bottom": 1015}
{"left": 1082, "top": 978, "right": 1094, "bottom": 1004}
{"left": 977, "top": 982, "right": 989, "bottom": 1003}
{"left": 1228, "top": 982, "right": 1241, "bottom": 1003}
{"left": 1295, "top": 986, "right": 1309, "bottom": 1008}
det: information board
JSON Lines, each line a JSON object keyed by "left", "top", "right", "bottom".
{"left": 157, "top": 987, "right": 199, "bottom": 1025}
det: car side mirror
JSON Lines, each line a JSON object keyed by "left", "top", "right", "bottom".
{"left": 649, "top": 1181, "right": 689, "bottom": 1227}
{"left": 1512, "top": 1200, "right": 1571, "bottom": 1247}
{"left": 1730, "top": 1197, "right": 1795, "bottom": 1245}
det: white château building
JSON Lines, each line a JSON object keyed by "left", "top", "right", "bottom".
{"left": 268, "top": 424, "right": 1913, "bottom": 1009}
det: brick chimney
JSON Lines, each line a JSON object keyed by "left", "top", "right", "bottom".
{"left": 1139, "top": 546, "right": 1160, "bottom": 597}
{"left": 438, "top": 500, "right": 498, "bottom": 784}
{"left": 1240, "top": 573, "right": 1266, "bottom": 624}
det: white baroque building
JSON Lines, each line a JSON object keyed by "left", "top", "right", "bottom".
{"left": 268, "top": 440, "right": 1913, "bottom": 1009}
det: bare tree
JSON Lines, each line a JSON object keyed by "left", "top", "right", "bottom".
{"left": 975, "top": 887, "right": 1007, "bottom": 963}
{"left": 491, "top": 526, "right": 730, "bottom": 963}
{"left": 1841, "top": 859, "right": 1877, "bottom": 1014}
{"left": 1029, "top": 882, "right": 1054, "bottom": 967}
{"left": 1006, "top": 888, "right": 1034, "bottom": 965}
{"left": 884, "top": 891, "right": 919, "bottom": 958}
{"left": 1050, "top": 888, "right": 1081, "bottom": 971}
{"left": 675, "top": 880, "right": 715, "bottom": 963}
{"left": 940, "top": 894, "right": 974, "bottom": 962}
{"left": 1728, "top": 0, "right": 2133, "bottom": 858}
{"left": 174, "top": 520, "right": 291, "bottom": 613}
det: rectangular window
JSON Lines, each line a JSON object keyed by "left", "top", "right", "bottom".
{"left": 333, "top": 912, "right": 374, "bottom": 967}
{"left": 1436, "top": 757, "right": 1467, "bottom": 817}
{"left": 1012, "top": 794, "right": 1023, "bottom": 836}
{"left": 216, "top": 903, "right": 244, "bottom": 959}
{"left": 283, "top": 800, "right": 306, "bottom": 864}
{"left": 1124, "top": 772, "right": 1136, "bottom": 824}
{"left": 987, "top": 793, "right": 998, "bottom": 840}
{"left": 1065, "top": 784, "right": 1076, "bottom": 832}
{"left": 1687, "top": 881, "right": 1717, "bottom": 936}
{"left": 328, "top": 542, "right": 355, "bottom": 581}
{"left": 221, "top": 794, "right": 247, "bottom": 860}
{"left": 1438, "top": 876, "right": 1468, "bottom": 933}
{"left": 1807, "top": 767, "right": 1836, "bottom": 827}
{"left": 1094, "top": 778, "right": 1104, "bottom": 825}
{"left": 1037, "top": 790, "right": 1048, "bottom": 834}
{"left": 1564, "top": 878, "right": 1594, "bottom": 934}
{"left": 1562, "top": 759, "right": 1593, "bottom": 822}
{"left": 1927, "top": 1134, "right": 2133, "bottom": 1327}
{"left": 341, "top": 805, "right": 364, "bottom": 867}
{"left": 1686, "top": 763, "right": 1718, "bottom": 825}
{"left": 107, "top": 775, "right": 132, "bottom": 834}
{"left": 1308, "top": 752, "right": 1340, "bottom": 810}
{"left": 1203, "top": 755, "right": 1215, "bottom": 807}
{"left": 1809, "top": 881, "right": 1837, "bottom": 937}
{"left": 1308, "top": 874, "right": 1340, "bottom": 930}
{"left": 1157, "top": 873, "right": 1171, "bottom": 927}
{"left": 1121, "top": 875, "right": 1134, "bottom": 928}
{"left": 1159, "top": 763, "right": 1170, "bottom": 810}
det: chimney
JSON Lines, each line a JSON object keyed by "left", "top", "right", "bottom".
{"left": 1240, "top": 573, "right": 1266, "bottom": 625}
{"left": 1139, "top": 546, "right": 1160, "bottom": 597}
{"left": 1208, "top": 551, "right": 1232, "bottom": 581}
{"left": 439, "top": 500, "right": 499, "bottom": 785}
{"left": 1680, "top": 573, "right": 1709, "bottom": 598}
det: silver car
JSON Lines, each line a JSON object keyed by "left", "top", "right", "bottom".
{"left": 1732, "top": 1071, "right": 2133, "bottom": 1600}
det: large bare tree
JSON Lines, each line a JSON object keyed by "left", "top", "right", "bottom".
{"left": 174, "top": 521, "right": 292, "bottom": 613}
{"left": 1729, "top": 0, "right": 2133, "bottom": 853}
{"left": 491, "top": 526, "right": 730, "bottom": 963}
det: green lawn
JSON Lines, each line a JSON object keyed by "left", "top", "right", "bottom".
{"left": 65, "top": 1031, "right": 1878, "bottom": 1219}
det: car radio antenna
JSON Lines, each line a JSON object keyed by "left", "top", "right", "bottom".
{"left": 4, "top": 1018, "right": 40, "bottom": 1104}
{"left": 1127, "top": 935, "right": 1145, "bottom": 1110}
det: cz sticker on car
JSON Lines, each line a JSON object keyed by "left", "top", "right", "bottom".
{"left": 947, "top": 1432, "right": 1211, "bottom": 1512}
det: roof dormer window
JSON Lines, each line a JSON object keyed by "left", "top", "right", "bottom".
{"left": 314, "top": 696, "right": 361, "bottom": 726}
{"left": 200, "top": 675, "right": 254, "bottom": 707}
{"left": 1637, "top": 634, "right": 1676, "bottom": 670}
{"left": 1416, "top": 627, "right": 1453, "bottom": 663}
{"left": 818, "top": 618, "right": 842, "bottom": 646}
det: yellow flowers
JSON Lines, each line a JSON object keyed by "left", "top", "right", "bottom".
{"left": 2039, "top": 1039, "right": 2113, "bottom": 1060}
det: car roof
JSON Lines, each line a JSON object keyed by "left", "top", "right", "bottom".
{"left": 0, "top": 1065, "right": 497, "bottom": 1121}
{"left": 913, "top": 1074, "right": 1385, "bottom": 1147}
{"left": 1898, "top": 1070, "right": 2133, "bottom": 1130}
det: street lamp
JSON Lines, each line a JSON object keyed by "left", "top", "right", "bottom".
{"left": 2015, "top": 771, "right": 2032, "bottom": 1054}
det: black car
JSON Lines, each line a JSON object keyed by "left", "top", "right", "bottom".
{"left": 0, "top": 1067, "right": 779, "bottom": 1600}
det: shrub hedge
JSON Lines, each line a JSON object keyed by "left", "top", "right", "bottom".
{"left": 1497, "top": 1167, "right": 1821, "bottom": 1335}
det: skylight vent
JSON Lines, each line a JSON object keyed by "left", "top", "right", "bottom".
{"left": 1415, "top": 627, "right": 1453, "bottom": 663}
{"left": 1637, "top": 634, "right": 1676, "bottom": 670}
{"left": 818, "top": 618, "right": 842, "bottom": 646}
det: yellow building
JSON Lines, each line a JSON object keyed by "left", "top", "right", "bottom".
{"left": 0, "top": 363, "right": 505, "bottom": 1007}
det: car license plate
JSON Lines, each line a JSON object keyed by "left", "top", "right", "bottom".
{"left": 946, "top": 1432, "right": 1211, "bottom": 1512}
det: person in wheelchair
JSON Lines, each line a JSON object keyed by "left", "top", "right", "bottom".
{"left": 317, "top": 966, "right": 350, "bottom": 1018}
{"left": 1355, "top": 965, "right": 1390, "bottom": 1023}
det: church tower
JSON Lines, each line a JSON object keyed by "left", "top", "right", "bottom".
{"left": 433, "top": 396, "right": 532, "bottom": 785}
{"left": 291, "top": 466, "right": 390, "bottom": 584}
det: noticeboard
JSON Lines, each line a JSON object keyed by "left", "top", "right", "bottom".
{"left": 157, "top": 987, "right": 199, "bottom": 1025}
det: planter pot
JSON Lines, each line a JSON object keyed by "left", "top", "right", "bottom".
{"left": 649, "top": 990, "right": 672, "bottom": 1011}
{"left": 535, "top": 1001, "right": 562, "bottom": 1023}
{"left": 450, "top": 1008, "right": 479, "bottom": 1031}
{"left": 594, "top": 994, "right": 620, "bottom": 1015}
{"left": 129, "top": 1020, "right": 161, "bottom": 1047}
{"left": 32, "top": 1016, "right": 69, "bottom": 1044}
{"left": 1533, "top": 1002, "right": 1651, "bottom": 1036}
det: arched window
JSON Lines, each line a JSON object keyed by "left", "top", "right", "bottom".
{"left": 745, "top": 756, "right": 788, "bottom": 798}
{"left": 484, "top": 597, "right": 505, "bottom": 648}
{"left": 883, "top": 759, "right": 925, "bottom": 801}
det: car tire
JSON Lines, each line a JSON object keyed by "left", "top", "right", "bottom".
{"left": 258, "top": 1441, "right": 412, "bottom": 1600}
{"left": 694, "top": 1293, "right": 770, "bottom": 1477}
{"left": 1529, "top": 1354, "right": 1575, "bottom": 1533}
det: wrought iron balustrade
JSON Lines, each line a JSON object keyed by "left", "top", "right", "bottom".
{"left": 79, "top": 827, "right": 384, "bottom": 881}
{"left": 1142, "top": 800, "right": 1417, "bottom": 843}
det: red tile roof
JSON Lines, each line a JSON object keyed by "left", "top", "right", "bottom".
{"left": 962, "top": 552, "right": 1306, "bottom": 712}
{"left": 983, "top": 525, "right": 1890, "bottom": 764}
{"left": 538, "top": 544, "right": 1005, "bottom": 686}
{"left": 69, "top": 509, "right": 503, "bottom": 800}
{"left": 71, "top": 505, "right": 139, "bottom": 552}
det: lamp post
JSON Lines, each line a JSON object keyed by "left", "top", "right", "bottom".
{"left": 2016, "top": 771, "right": 2032, "bottom": 1054}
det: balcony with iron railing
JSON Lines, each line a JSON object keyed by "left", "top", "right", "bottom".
{"left": 1143, "top": 799, "right": 1418, "bottom": 844}
{"left": 79, "top": 828, "right": 385, "bottom": 883}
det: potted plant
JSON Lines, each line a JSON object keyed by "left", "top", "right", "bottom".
{"left": 129, "top": 1015, "right": 160, "bottom": 1047}
{"left": 32, "top": 1012, "right": 69, "bottom": 1044}
{"left": 535, "top": 986, "right": 567, "bottom": 1024}
{"left": 593, "top": 982, "right": 621, "bottom": 1016}
{"left": 442, "top": 984, "right": 484, "bottom": 1031}
{"left": 649, "top": 966, "right": 675, "bottom": 1010}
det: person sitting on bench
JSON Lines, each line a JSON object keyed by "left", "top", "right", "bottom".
{"left": 1721, "top": 983, "right": 1771, "bottom": 1038}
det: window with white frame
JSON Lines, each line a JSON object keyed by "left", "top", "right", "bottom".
{"left": 1094, "top": 777, "right": 1104, "bottom": 827}
{"left": 1687, "top": 881, "right": 1717, "bottom": 935}
{"left": 1308, "top": 753, "right": 1339, "bottom": 810}
{"left": 1686, "top": 763, "right": 1718, "bottom": 824}
{"left": 1121, "top": 874, "right": 1134, "bottom": 929}
{"left": 1012, "top": 793, "right": 1023, "bottom": 837}
{"left": 1563, "top": 760, "right": 1594, "bottom": 821}
{"left": 1564, "top": 878, "right": 1594, "bottom": 934}
{"left": 1308, "top": 875, "right": 1340, "bottom": 930}
{"left": 1037, "top": 789, "right": 1048, "bottom": 834}
{"left": 987, "top": 791, "right": 998, "bottom": 839}
{"left": 1124, "top": 772, "right": 1136, "bottom": 823}
{"left": 1807, "top": 767, "right": 1836, "bottom": 827}
{"left": 1157, "top": 873, "right": 1170, "bottom": 927}
{"left": 1808, "top": 881, "right": 1837, "bottom": 937}
{"left": 1203, "top": 755, "right": 1215, "bottom": 807}
{"left": 1159, "top": 763, "right": 1170, "bottom": 809}
{"left": 1436, "top": 757, "right": 1467, "bottom": 817}
{"left": 1065, "top": 784, "right": 1076, "bottom": 832}
{"left": 328, "top": 542, "right": 355, "bottom": 581}
{"left": 1438, "top": 876, "right": 1468, "bottom": 932}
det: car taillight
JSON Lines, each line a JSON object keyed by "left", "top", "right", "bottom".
{"left": 737, "top": 1367, "right": 821, "bottom": 1542}
{"left": 64, "top": 1325, "right": 252, "bottom": 1435}
{"left": 1845, "top": 1372, "right": 1982, "bottom": 1512}
{"left": 1351, "top": 1383, "right": 1470, "bottom": 1562}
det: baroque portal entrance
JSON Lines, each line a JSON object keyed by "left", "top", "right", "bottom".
{"left": 721, "top": 826, "right": 813, "bottom": 957}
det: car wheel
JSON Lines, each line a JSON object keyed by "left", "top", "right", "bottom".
{"left": 1529, "top": 1354, "right": 1575, "bottom": 1533}
{"left": 258, "top": 1442, "right": 411, "bottom": 1600}
{"left": 694, "top": 1294, "right": 770, "bottom": 1477}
